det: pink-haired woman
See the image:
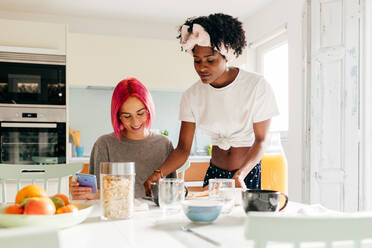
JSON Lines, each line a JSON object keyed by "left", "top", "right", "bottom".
{"left": 70, "top": 77, "right": 175, "bottom": 200}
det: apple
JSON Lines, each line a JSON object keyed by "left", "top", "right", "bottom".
{"left": 23, "top": 197, "right": 56, "bottom": 215}
{"left": 50, "top": 196, "right": 65, "bottom": 210}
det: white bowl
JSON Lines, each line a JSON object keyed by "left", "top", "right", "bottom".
{"left": 0, "top": 203, "right": 93, "bottom": 228}
{"left": 181, "top": 199, "right": 223, "bottom": 223}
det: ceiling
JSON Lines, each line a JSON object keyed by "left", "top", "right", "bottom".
{"left": 0, "top": 0, "right": 273, "bottom": 23}
{"left": 0, "top": 0, "right": 274, "bottom": 39}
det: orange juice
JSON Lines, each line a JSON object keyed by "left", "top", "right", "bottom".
{"left": 261, "top": 133, "right": 288, "bottom": 208}
{"left": 261, "top": 153, "right": 288, "bottom": 195}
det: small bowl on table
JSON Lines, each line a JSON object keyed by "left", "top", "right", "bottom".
{"left": 181, "top": 199, "right": 223, "bottom": 223}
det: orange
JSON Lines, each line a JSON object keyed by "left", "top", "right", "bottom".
{"left": 53, "top": 193, "right": 70, "bottom": 205}
{"left": 4, "top": 204, "right": 24, "bottom": 214}
{"left": 15, "top": 185, "right": 48, "bottom": 204}
{"left": 55, "top": 204, "right": 79, "bottom": 214}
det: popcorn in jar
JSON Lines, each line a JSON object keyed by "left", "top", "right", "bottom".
{"left": 100, "top": 162, "right": 135, "bottom": 220}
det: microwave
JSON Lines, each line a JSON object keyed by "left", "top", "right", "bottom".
{"left": 0, "top": 62, "right": 65, "bottom": 105}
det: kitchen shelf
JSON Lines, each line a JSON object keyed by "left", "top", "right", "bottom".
{"left": 188, "top": 155, "right": 211, "bottom": 163}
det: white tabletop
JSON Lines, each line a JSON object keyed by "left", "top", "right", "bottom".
{"left": 58, "top": 200, "right": 305, "bottom": 248}
{"left": 3, "top": 200, "right": 371, "bottom": 248}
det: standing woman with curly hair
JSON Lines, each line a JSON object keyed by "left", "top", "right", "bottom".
{"left": 144, "top": 13, "right": 279, "bottom": 194}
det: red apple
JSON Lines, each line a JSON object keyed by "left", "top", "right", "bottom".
{"left": 23, "top": 197, "right": 56, "bottom": 215}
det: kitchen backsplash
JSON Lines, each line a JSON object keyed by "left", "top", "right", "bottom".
{"left": 68, "top": 86, "right": 211, "bottom": 157}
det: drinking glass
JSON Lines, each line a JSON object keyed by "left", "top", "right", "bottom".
{"left": 208, "top": 178, "right": 235, "bottom": 214}
{"left": 158, "top": 178, "right": 185, "bottom": 214}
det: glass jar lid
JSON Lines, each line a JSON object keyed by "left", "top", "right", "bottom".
{"left": 100, "top": 162, "right": 135, "bottom": 175}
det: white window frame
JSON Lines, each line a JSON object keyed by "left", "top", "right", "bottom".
{"left": 361, "top": 0, "right": 372, "bottom": 211}
{"left": 255, "top": 32, "right": 289, "bottom": 140}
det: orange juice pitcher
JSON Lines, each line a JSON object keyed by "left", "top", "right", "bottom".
{"left": 261, "top": 132, "right": 288, "bottom": 207}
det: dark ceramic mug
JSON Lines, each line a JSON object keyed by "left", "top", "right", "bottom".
{"left": 150, "top": 182, "right": 188, "bottom": 206}
{"left": 242, "top": 189, "right": 288, "bottom": 213}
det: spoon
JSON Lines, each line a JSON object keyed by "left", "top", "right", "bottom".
{"left": 180, "top": 225, "right": 221, "bottom": 247}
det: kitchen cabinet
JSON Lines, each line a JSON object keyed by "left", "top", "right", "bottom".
{"left": 0, "top": 19, "right": 66, "bottom": 55}
{"left": 66, "top": 32, "right": 197, "bottom": 90}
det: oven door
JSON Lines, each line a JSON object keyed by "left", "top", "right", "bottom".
{"left": 0, "top": 122, "right": 66, "bottom": 164}
{"left": 0, "top": 62, "right": 66, "bottom": 105}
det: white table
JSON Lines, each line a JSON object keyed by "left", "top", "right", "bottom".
{"left": 3, "top": 200, "right": 372, "bottom": 248}
{"left": 58, "top": 200, "right": 305, "bottom": 248}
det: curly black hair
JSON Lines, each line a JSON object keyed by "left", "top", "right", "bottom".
{"left": 177, "top": 13, "right": 247, "bottom": 59}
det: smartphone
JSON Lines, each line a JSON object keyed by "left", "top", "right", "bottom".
{"left": 75, "top": 173, "right": 97, "bottom": 193}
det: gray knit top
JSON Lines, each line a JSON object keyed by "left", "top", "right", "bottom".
{"left": 89, "top": 132, "right": 175, "bottom": 198}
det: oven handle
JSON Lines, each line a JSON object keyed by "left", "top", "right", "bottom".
{"left": 1, "top": 122, "right": 57, "bottom": 128}
{"left": 21, "top": 169, "right": 46, "bottom": 174}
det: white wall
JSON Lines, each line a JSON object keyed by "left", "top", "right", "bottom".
{"left": 243, "top": 0, "right": 306, "bottom": 202}
{"left": 67, "top": 32, "right": 198, "bottom": 90}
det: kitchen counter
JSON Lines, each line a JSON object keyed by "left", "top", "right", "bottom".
{"left": 69, "top": 156, "right": 90, "bottom": 164}
{"left": 69, "top": 155, "right": 211, "bottom": 164}
{"left": 188, "top": 155, "right": 210, "bottom": 162}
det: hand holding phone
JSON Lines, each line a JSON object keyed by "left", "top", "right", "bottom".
{"left": 75, "top": 173, "right": 97, "bottom": 193}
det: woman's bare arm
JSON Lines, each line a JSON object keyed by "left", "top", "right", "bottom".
{"left": 144, "top": 121, "right": 195, "bottom": 195}
{"left": 232, "top": 119, "right": 271, "bottom": 188}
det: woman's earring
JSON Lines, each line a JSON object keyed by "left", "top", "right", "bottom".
{"left": 119, "top": 123, "right": 124, "bottom": 131}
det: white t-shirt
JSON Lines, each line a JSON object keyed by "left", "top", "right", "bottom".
{"left": 179, "top": 69, "right": 279, "bottom": 150}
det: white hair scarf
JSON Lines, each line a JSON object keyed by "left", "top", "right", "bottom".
{"left": 180, "top": 24, "right": 235, "bottom": 61}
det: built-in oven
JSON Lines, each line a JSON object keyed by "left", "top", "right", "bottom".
{"left": 0, "top": 106, "right": 66, "bottom": 164}
{"left": 0, "top": 62, "right": 65, "bottom": 105}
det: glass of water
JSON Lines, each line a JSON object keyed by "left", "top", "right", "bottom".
{"left": 158, "top": 178, "right": 185, "bottom": 214}
{"left": 208, "top": 178, "right": 235, "bottom": 214}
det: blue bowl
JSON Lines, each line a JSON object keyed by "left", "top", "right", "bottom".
{"left": 182, "top": 199, "right": 223, "bottom": 223}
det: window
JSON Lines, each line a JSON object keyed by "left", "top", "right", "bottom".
{"left": 255, "top": 32, "right": 288, "bottom": 134}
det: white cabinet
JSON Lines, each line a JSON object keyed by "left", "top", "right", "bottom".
{"left": 0, "top": 19, "right": 67, "bottom": 55}
{"left": 67, "top": 33, "right": 197, "bottom": 90}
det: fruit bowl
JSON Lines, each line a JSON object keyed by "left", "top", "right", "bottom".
{"left": 0, "top": 203, "right": 93, "bottom": 228}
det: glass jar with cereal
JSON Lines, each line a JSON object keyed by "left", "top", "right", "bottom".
{"left": 100, "top": 162, "right": 135, "bottom": 219}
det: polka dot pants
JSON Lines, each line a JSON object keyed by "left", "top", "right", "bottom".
{"left": 203, "top": 161, "right": 261, "bottom": 189}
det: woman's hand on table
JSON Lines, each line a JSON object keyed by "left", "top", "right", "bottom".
{"left": 70, "top": 181, "right": 99, "bottom": 200}
{"left": 232, "top": 168, "right": 248, "bottom": 190}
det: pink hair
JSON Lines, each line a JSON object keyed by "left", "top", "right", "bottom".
{"left": 111, "top": 78, "right": 155, "bottom": 140}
